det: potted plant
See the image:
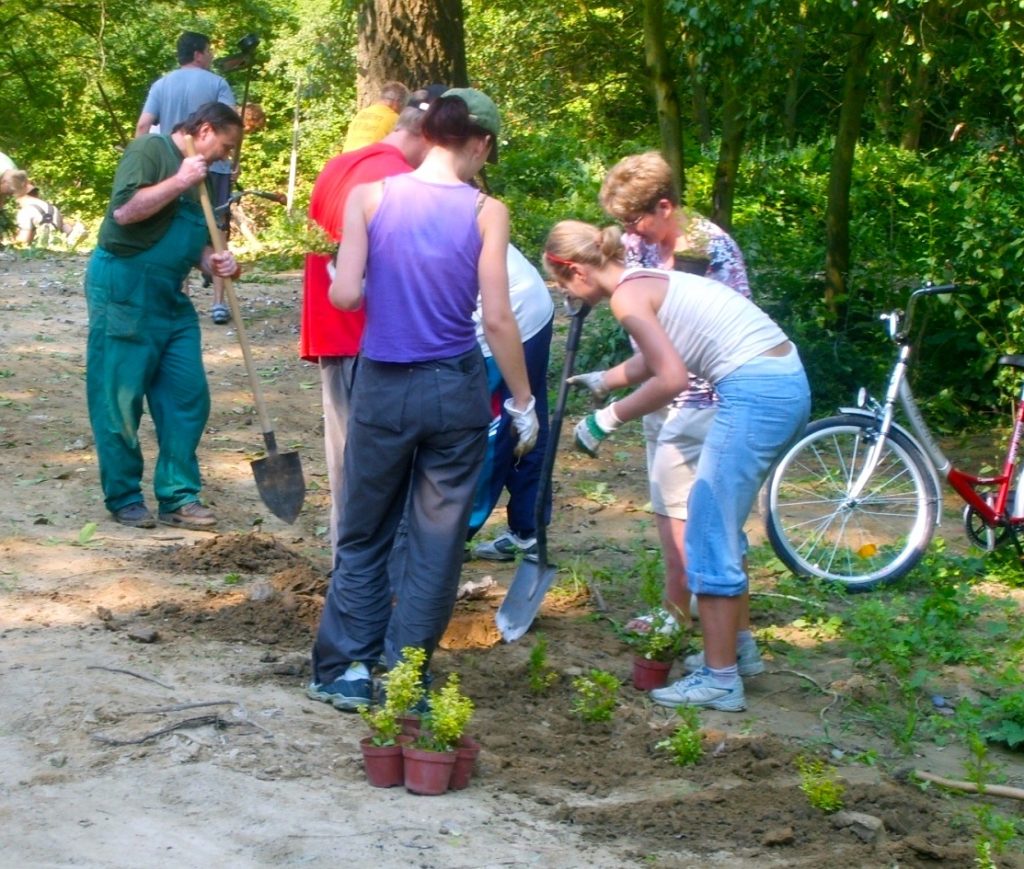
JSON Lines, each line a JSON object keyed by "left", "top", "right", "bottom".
{"left": 403, "top": 673, "right": 475, "bottom": 795}
{"left": 627, "top": 613, "right": 687, "bottom": 690}
{"left": 355, "top": 646, "right": 426, "bottom": 788}
{"left": 384, "top": 646, "right": 428, "bottom": 735}
{"left": 357, "top": 703, "right": 403, "bottom": 788}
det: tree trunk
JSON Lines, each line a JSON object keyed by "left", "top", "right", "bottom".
{"left": 900, "top": 58, "right": 929, "bottom": 151}
{"left": 643, "top": 0, "right": 685, "bottom": 194}
{"left": 710, "top": 65, "right": 744, "bottom": 232}
{"left": 783, "top": 24, "right": 806, "bottom": 148}
{"left": 356, "top": 0, "right": 468, "bottom": 106}
{"left": 824, "top": 13, "right": 874, "bottom": 319}
{"left": 686, "top": 49, "right": 712, "bottom": 147}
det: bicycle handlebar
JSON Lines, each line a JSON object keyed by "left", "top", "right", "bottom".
{"left": 884, "top": 282, "right": 960, "bottom": 342}
{"left": 911, "top": 282, "right": 958, "bottom": 299}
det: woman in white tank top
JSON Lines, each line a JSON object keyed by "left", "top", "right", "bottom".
{"left": 543, "top": 220, "right": 810, "bottom": 713}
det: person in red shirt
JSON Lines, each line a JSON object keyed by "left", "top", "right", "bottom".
{"left": 301, "top": 89, "right": 438, "bottom": 552}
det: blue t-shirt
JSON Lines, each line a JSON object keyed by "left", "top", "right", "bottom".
{"left": 141, "top": 67, "right": 236, "bottom": 173}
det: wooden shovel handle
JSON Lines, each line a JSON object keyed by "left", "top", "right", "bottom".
{"left": 183, "top": 135, "right": 276, "bottom": 448}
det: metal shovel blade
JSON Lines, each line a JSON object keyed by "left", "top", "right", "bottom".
{"left": 495, "top": 560, "right": 558, "bottom": 642}
{"left": 251, "top": 449, "right": 305, "bottom": 524}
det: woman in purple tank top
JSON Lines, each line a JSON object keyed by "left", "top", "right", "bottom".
{"left": 307, "top": 90, "right": 539, "bottom": 709}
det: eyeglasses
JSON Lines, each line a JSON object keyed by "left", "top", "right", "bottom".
{"left": 622, "top": 213, "right": 649, "bottom": 233}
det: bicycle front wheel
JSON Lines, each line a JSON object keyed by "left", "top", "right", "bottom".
{"left": 765, "top": 415, "right": 938, "bottom": 590}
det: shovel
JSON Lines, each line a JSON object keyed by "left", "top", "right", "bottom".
{"left": 185, "top": 135, "right": 305, "bottom": 524}
{"left": 496, "top": 301, "right": 591, "bottom": 642}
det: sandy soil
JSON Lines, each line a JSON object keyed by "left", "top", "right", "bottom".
{"left": 1, "top": 249, "right": 1021, "bottom": 868}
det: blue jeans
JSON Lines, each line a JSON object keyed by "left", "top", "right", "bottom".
{"left": 685, "top": 351, "right": 810, "bottom": 596}
{"left": 467, "top": 315, "right": 553, "bottom": 539}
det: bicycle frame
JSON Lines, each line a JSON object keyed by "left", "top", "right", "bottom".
{"left": 850, "top": 283, "right": 1024, "bottom": 534}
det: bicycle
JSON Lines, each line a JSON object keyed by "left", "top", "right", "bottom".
{"left": 763, "top": 282, "right": 1024, "bottom": 590}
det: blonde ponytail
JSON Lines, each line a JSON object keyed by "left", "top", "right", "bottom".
{"left": 542, "top": 220, "right": 623, "bottom": 281}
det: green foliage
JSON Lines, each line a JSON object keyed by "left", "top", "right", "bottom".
{"left": 358, "top": 703, "right": 401, "bottom": 747}
{"left": 632, "top": 544, "right": 666, "bottom": 611}
{"left": 795, "top": 755, "right": 845, "bottom": 813}
{"left": 571, "top": 669, "right": 620, "bottom": 723}
{"left": 419, "top": 674, "right": 474, "bottom": 752}
{"left": 625, "top": 613, "right": 688, "bottom": 662}
{"left": 2, "top": 1, "right": 1024, "bottom": 437}
{"left": 382, "top": 646, "right": 427, "bottom": 716}
{"left": 526, "top": 635, "right": 559, "bottom": 695}
{"left": 656, "top": 706, "right": 703, "bottom": 766}
{"left": 974, "top": 804, "right": 1020, "bottom": 869}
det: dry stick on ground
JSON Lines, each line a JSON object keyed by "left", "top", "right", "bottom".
{"left": 86, "top": 665, "right": 174, "bottom": 690}
{"left": 586, "top": 579, "right": 608, "bottom": 612}
{"left": 913, "top": 770, "right": 1024, "bottom": 801}
{"left": 133, "top": 700, "right": 235, "bottom": 715}
{"left": 91, "top": 714, "right": 237, "bottom": 746}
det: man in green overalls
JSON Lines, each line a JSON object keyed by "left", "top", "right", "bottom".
{"left": 86, "top": 102, "right": 242, "bottom": 530}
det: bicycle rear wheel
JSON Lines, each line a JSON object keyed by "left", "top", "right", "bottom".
{"left": 764, "top": 415, "right": 938, "bottom": 590}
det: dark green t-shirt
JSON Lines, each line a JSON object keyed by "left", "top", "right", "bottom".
{"left": 97, "top": 134, "right": 204, "bottom": 257}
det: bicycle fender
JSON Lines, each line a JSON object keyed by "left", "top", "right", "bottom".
{"left": 837, "top": 407, "right": 943, "bottom": 527}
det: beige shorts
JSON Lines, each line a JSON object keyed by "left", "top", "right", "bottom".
{"left": 644, "top": 403, "right": 718, "bottom": 520}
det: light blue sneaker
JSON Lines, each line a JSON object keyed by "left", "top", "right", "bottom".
{"left": 307, "top": 662, "right": 373, "bottom": 711}
{"left": 650, "top": 668, "right": 746, "bottom": 712}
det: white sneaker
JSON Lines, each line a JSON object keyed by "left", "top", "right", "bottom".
{"left": 683, "top": 642, "right": 764, "bottom": 677}
{"left": 473, "top": 530, "right": 538, "bottom": 562}
{"left": 650, "top": 668, "right": 746, "bottom": 712}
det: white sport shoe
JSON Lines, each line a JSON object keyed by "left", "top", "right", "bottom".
{"left": 473, "top": 530, "right": 538, "bottom": 562}
{"left": 650, "top": 668, "right": 746, "bottom": 712}
{"left": 682, "top": 642, "right": 765, "bottom": 677}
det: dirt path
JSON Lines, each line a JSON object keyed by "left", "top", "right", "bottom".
{"left": 1, "top": 250, "right": 1020, "bottom": 867}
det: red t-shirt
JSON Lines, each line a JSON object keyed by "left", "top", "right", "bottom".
{"left": 300, "top": 143, "right": 413, "bottom": 361}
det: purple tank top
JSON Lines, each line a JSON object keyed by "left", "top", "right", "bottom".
{"left": 361, "top": 174, "right": 482, "bottom": 362}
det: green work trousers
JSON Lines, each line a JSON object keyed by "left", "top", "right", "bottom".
{"left": 85, "top": 198, "right": 211, "bottom": 514}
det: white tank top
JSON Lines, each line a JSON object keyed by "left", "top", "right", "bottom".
{"left": 620, "top": 267, "right": 787, "bottom": 384}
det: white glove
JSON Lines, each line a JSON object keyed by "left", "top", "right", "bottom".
{"left": 504, "top": 396, "right": 539, "bottom": 458}
{"left": 566, "top": 370, "right": 610, "bottom": 403}
{"left": 573, "top": 404, "right": 623, "bottom": 457}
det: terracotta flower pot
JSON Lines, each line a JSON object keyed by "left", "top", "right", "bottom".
{"left": 449, "top": 735, "right": 481, "bottom": 791}
{"left": 632, "top": 656, "right": 672, "bottom": 690}
{"left": 399, "top": 714, "right": 421, "bottom": 737}
{"left": 402, "top": 744, "right": 456, "bottom": 795}
{"left": 360, "top": 736, "right": 404, "bottom": 788}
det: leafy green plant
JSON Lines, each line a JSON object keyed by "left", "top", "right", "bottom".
{"left": 631, "top": 544, "right": 665, "bottom": 612}
{"left": 656, "top": 706, "right": 703, "bottom": 766}
{"left": 571, "top": 669, "right": 620, "bottom": 723}
{"left": 576, "top": 480, "right": 617, "bottom": 506}
{"left": 358, "top": 703, "right": 401, "bottom": 747}
{"left": 795, "top": 755, "right": 845, "bottom": 813}
{"left": 626, "top": 614, "right": 688, "bottom": 662}
{"left": 973, "top": 804, "right": 1019, "bottom": 869}
{"left": 418, "top": 674, "right": 474, "bottom": 752}
{"left": 382, "top": 646, "right": 427, "bottom": 717}
{"left": 74, "top": 522, "right": 98, "bottom": 547}
{"left": 527, "top": 635, "right": 559, "bottom": 695}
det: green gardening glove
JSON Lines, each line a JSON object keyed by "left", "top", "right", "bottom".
{"left": 573, "top": 405, "right": 623, "bottom": 457}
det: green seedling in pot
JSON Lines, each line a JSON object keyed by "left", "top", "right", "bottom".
{"left": 417, "top": 674, "right": 474, "bottom": 752}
